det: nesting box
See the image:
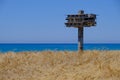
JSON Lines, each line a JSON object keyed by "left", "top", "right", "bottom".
{"left": 65, "top": 10, "right": 96, "bottom": 28}
{"left": 65, "top": 10, "right": 97, "bottom": 51}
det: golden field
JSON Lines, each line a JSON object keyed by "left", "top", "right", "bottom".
{"left": 0, "top": 51, "right": 120, "bottom": 80}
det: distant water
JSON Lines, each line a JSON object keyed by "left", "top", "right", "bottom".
{"left": 0, "top": 43, "right": 120, "bottom": 52}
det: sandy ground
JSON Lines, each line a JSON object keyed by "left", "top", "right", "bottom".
{"left": 0, "top": 51, "right": 120, "bottom": 80}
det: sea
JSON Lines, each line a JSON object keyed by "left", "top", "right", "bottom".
{"left": 0, "top": 43, "right": 120, "bottom": 53}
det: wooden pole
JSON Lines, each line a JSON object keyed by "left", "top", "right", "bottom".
{"left": 78, "top": 27, "right": 83, "bottom": 51}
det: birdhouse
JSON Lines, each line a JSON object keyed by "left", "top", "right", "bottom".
{"left": 65, "top": 10, "right": 97, "bottom": 51}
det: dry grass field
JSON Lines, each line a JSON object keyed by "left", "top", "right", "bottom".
{"left": 0, "top": 51, "right": 120, "bottom": 80}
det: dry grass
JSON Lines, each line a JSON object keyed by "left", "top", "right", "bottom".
{"left": 0, "top": 51, "right": 120, "bottom": 80}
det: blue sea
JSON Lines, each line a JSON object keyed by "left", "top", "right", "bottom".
{"left": 0, "top": 43, "right": 120, "bottom": 52}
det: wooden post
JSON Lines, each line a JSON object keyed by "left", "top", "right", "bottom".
{"left": 78, "top": 27, "right": 83, "bottom": 51}
{"left": 65, "top": 10, "right": 96, "bottom": 51}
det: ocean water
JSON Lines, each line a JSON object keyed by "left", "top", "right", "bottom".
{"left": 0, "top": 43, "right": 120, "bottom": 52}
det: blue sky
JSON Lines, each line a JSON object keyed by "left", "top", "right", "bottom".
{"left": 0, "top": 0, "right": 120, "bottom": 43}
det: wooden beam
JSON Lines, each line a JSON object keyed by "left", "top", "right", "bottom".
{"left": 78, "top": 27, "right": 83, "bottom": 51}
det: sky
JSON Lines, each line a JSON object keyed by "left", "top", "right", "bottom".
{"left": 0, "top": 0, "right": 120, "bottom": 43}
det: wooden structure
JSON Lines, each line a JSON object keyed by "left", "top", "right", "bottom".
{"left": 65, "top": 10, "right": 96, "bottom": 51}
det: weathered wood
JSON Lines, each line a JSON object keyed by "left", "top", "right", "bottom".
{"left": 65, "top": 10, "right": 96, "bottom": 28}
{"left": 65, "top": 10, "right": 96, "bottom": 51}
{"left": 78, "top": 27, "right": 83, "bottom": 51}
